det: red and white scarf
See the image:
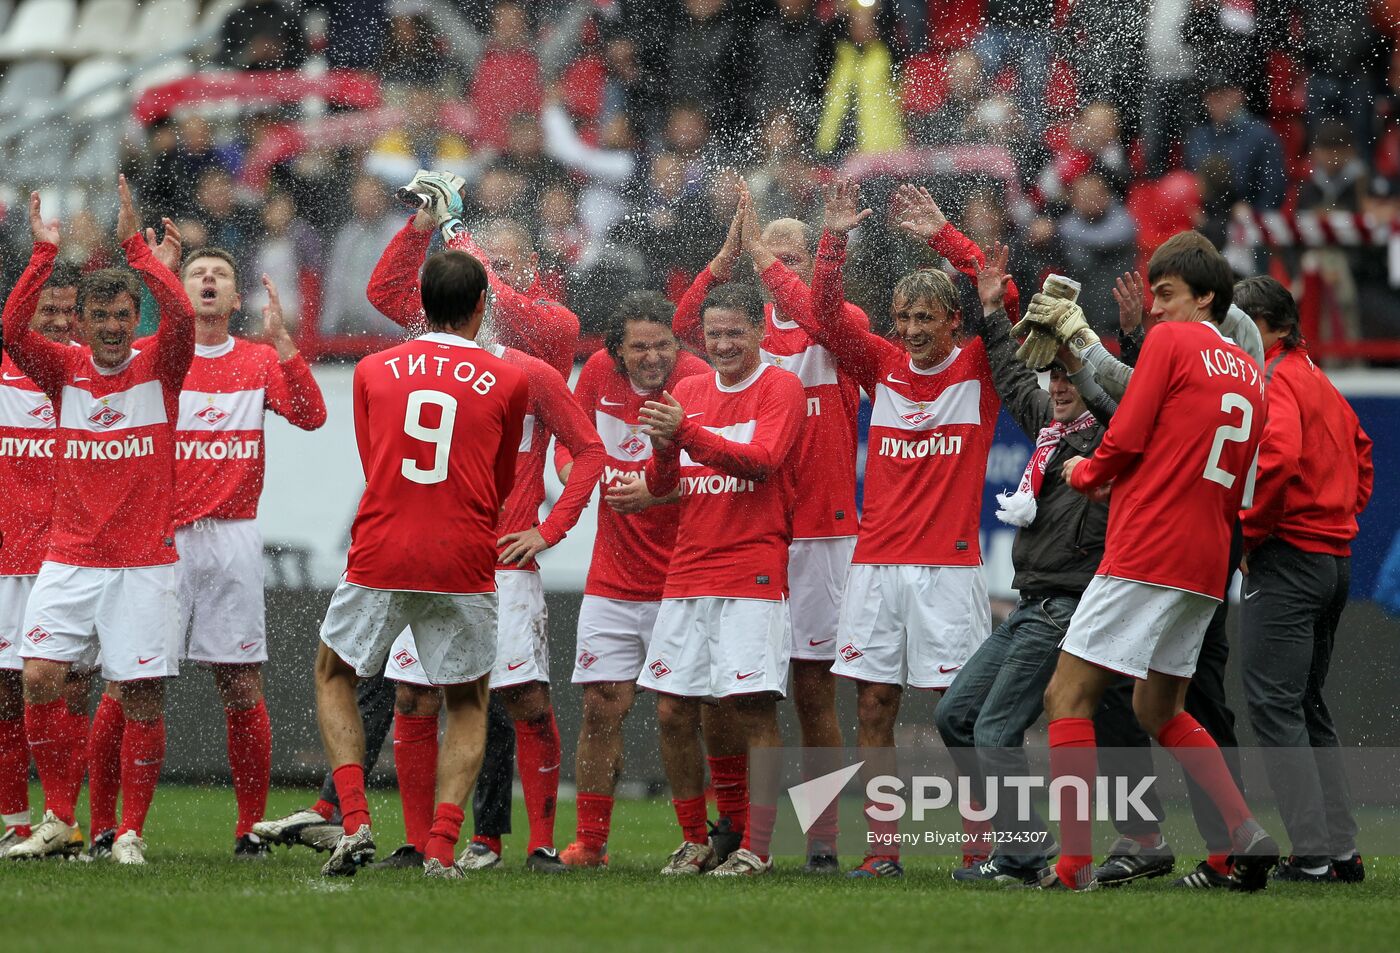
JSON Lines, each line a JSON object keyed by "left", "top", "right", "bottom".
{"left": 995, "top": 411, "right": 1097, "bottom": 528}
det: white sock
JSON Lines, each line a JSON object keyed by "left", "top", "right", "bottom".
{"left": 2, "top": 810, "right": 30, "bottom": 828}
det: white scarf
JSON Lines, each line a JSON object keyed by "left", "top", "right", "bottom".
{"left": 996, "top": 411, "right": 1097, "bottom": 528}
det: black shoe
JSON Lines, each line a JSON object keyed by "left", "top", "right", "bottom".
{"left": 708, "top": 818, "right": 742, "bottom": 865}
{"left": 1229, "top": 820, "right": 1280, "bottom": 892}
{"left": 1093, "top": 835, "right": 1176, "bottom": 886}
{"left": 1333, "top": 853, "right": 1365, "bottom": 883}
{"left": 1171, "top": 860, "right": 1234, "bottom": 889}
{"left": 803, "top": 847, "right": 840, "bottom": 875}
{"left": 368, "top": 844, "right": 425, "bottom": 870}
{"left": 87, "top": 828, "right": 116, "bottom": 860}
{"left": 951, "top": 855, "right": 1041, "bottom": 886}
{"left": 1273, "top": 856, "right": 1335, "bottom": 883}
{"left": 525, "top": 847, "right": 570, "bottom": 873}
{"left": 234, "top": 833, "right": 272, "bottom": 860}
{"left": 1024, "top": 865, "right": 1097, "bottom": 891}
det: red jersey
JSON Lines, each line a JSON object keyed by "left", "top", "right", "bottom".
{"left": 0, "top": 354, "right": 56, "bottom": 575}
{"left": 557, "top": 347, "right": 711, "bottom": 601}
{"left": 165, "top": 337, "right": 326, "bottom": 525}
{"left": 2, "top": 238, "right": 194, "bottom": 568}
{"left": 809, "top": 233, "right": 999, "bottom": 567}
{"left": 366, "top": 219, "right": 580, "bottom": 377}
{"left": 491, "top": 344, "right": 605, "bottom": 573}
{"left": 1241, "top": 342, "right": 1373, "bottom": 556}
{"left": 347, "top": 333, "right": 527, "bottom": 594}
{"left": 646, "top": 363, "right": 806, "bottom": 600}
{"left": 675, "top": 265, "right": 867, "bottom": 539}
{"left": 1068, "top": 320, "right": 1266, "bottom": 598}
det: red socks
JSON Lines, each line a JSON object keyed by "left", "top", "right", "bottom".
{"left": 1157, "top": 711, "right": 1252, "bottom": 833}
{"left": 1049, "top": 717, "right": 1097, "bottom": 889}
{"left": 226, "top": 701, "right": 272, "bottom": 838}
{"left": 87, "top": 693, "right": 124, "bottom": 834}
{"left": 424, "top": 802, "right": 464, "bottom": 866}
{"left": 514, "top": 711, "right": 561, "bottom": 853}
{"left": 741, "top": 803, "right": 777, "bottom": 862}
{"left": 117, "top": 716, "right": 165, "bottom": 837}
{"left": 58, "top": 707, "right": 88, "bottom": 811}
{"left": 331, "top": 763, "right": 370, "bottom": 835}
{"left": 962, "top": 806, "right": 993, "bottom": 864}
{"left": 392, "top": 712, "right": 439, "bottom": 852}
{"left": 311, "top": 799, "right": 337, "bottom": 821}
{"left": 1207, "top": 853, "right": 1233, "bottom": 876}
{"left": 707, "top": 754, "right": 748, "bottom": 837}
{"left": 472, "top": 834, "right": 502, "bottom": 855}
{"left": 0, "top": 716, "right": 29, "bottom": 835}
{"left": 575, "top": 792, "right": 614, "bottom": 851}
{"left": 25, "top": 699, "right": 76, "bottom": 825}
{"left": 672, "top": 795, "right": 709, "bottom": 844}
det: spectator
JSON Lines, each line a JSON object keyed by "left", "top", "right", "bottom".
{"left": 363, "top": 76, "right": 475, "bottom": 185}
{"left": 470, "top": 2, "right": 543, "bottom": 150}
{"left": 193, "top": 167, "right": 259, "bottom": 267}
{"left": 908, "top": 48, "right": 983, "bottom": 147}
{"left": 1300, "top": 0, "right": 1383, "bottom": 151}
{"left": 377, "top": 4, "right": 450, "bottom": 91}
{"left": 218, "top": 0, "right": 309, "bottom": 71}
{"left": 538, "top": 182, "right": 584, "bottom": 285}
{"left": 815, "top": 3, "right": 906, "bottom": 158}
{"left": 1185, "top": 72, "right": 1287, "bottom": 209}
{"left": 244, "top": 190, "right": 321, "bottom": 332}
{"left": 664, "top": 101, "right": 717, "bottom": 180}
{"left": 465, "top": 165, "right": 531, "bottom": 230}
{"left": 1298, "top": 121, "right": 1369, "bottom": 212}
{"left": 599, "top": 29, "right": 657, "bottom": 134}
{"left": 321, "top": 174, "right": 406, "bottom": 336}
{"left": 540, "top": 90, "right": 639, "bottom": 262}
{"left": 498, "top": 113, "right": 570, "bottom": 211}
{"left": 750, "top": 0, "right": 833, "bottom": 136}
{"left": 667, "top": 0, "right": 753, "bottom": 146}
{"left": 1039, "top": 101, "right": 1130, "bottom": 206}
{"left": 972, "top": 0, "right": 1056, "bottom": 135}
{"left": 747, "top": 111, "right": 823, "bottom": 225}
{"left": 1057, "top": 170, "right": 1139, "bottom": 334}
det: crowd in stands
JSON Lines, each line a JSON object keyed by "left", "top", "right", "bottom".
{"left": 5, "top": 0, "right": 1399, "bottom": 354}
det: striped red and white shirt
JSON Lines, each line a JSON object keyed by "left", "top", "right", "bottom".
{"left": 165, "top": 336, "right": 326, "bottom": 525}
{"left": 0, "top": 354, "right": 56, "bottom": 575}
{"left": 809, "top": 232, "right": 999, "bottom": 568}
{"left": 1, "top": 238, "right": 195, "bottom": 568}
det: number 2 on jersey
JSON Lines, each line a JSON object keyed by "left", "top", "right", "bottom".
{"left": 1202, "top": 392, "right": 1253, "bottom": 489}
{"left": 401, "top": 390, "right": 458, "bottom": 485}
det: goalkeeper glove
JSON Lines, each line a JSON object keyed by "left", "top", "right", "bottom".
{"left": 401, "top": 170, "right": 466, "bottom": 227}
{"left": 1014, "top": 326, "right": 1061, "bottom": 371}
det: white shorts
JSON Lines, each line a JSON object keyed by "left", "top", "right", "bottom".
{"left": 489, "top": 570, "right": 549, "bottom": 689}
{"left": 0, "top": 575, "right": 36, "bottom": 672}
{"left": 1061, "top": 575, "right": 1218, "bottom": 679}
{"left": 830, "top": 563, "right": 991, "bottom": 689}
{"left": 572, "top": 595, "right": 661, "bottom": 684}
{"left": 788, "top": 537, "right": 857, "bottom": 661}
{"left": 319, "top": 581, "right": 496, "bottom": 685}
{"left": 20, "top": 561, "right": 179, "bottom": 682}
{"left": 175, "top": 519, "right": 266, "bottom": 665}
{"left": 637, "top": 597, "right": 791, "bottom": 699}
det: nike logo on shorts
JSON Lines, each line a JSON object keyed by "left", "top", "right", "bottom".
{"left": 808, "top": 638, "right": 833, "bottom": 647}
{"left": 507, "top": 660, "right": 528, "bottom": 671}
{"left": 138, "top": 656, "right": 158, "bottom": 665}
{"left": 736, "top": 670, "right": 759, "bottom": 680}
{"left": 938, "top": 664, "right": 961, "bottom": 674}
{"left": 240, "top": 641, "right": 258, "bottom": 651}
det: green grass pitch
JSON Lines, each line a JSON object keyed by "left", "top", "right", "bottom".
{"left": 0, "top": 785, "right": 1396, "bottom": 952}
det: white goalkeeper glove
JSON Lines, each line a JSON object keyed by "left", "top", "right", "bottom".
{"left": 400, "top": 170, "right": 466, "bottom": 228}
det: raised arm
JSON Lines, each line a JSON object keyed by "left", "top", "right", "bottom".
{"left": 366, "top": 216, "right": 433, "bottom": 332}
{"left": 117, "top": 176, "right": 194, "bottom": 389}
{"left": 973, "top": 241, "right": 1053, "bottom": 436}
{"left": 897, "top": 184, "right": 1023, "bottom": 320}
{"left": 673, "top": 199, "right": 744, "bottom": 352}
{"left": 260, "top": 276, "right": 327, "bottom": 430}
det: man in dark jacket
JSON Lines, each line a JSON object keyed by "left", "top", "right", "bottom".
{"left": 933, "top": 242, "right": 1112, "bottom": 885}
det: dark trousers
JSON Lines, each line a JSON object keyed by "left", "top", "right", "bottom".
{"left": 1239, "top": 539, "right": 1358, "bottom": 865}
{"left": 1094, "top": 525, "right": 1246, "bottom": 854}
{"left": 316, "top": 675, "right": 515, "bottom": 840}
{"left": 936, "top": 594, "right": 1171, "bottom": 865}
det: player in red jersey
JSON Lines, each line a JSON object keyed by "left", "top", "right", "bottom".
{"left": 383, "top": 337, "right": 605, "bottom": 873}
{"left": 316, "top": 248, "right": 528, "bottom": 878}
{"left": 367, "top": 172, "right": 579, "bottom": 378}
{"left": 365, "top": 187, "right": 605, "bottom": 871}
{"left": 1042, "top": 231, "right": 1280, "bottom": 891}
{"left": 636, "top": 282, "right": 806, "bottom": 878}
{"left": 550, "top": 291, "right": 709, "bottom": 868}
{"left": 4, "top": 179, "right": 194, "bottom": 865}
{"left": 673, "top": 190, "right": 867, "bottom": 871}
{"left": 0, "top": 261, "right": 88, "bottom": 859}
{"left": 804, "top": 183, "right": 999, "bottom": 879}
